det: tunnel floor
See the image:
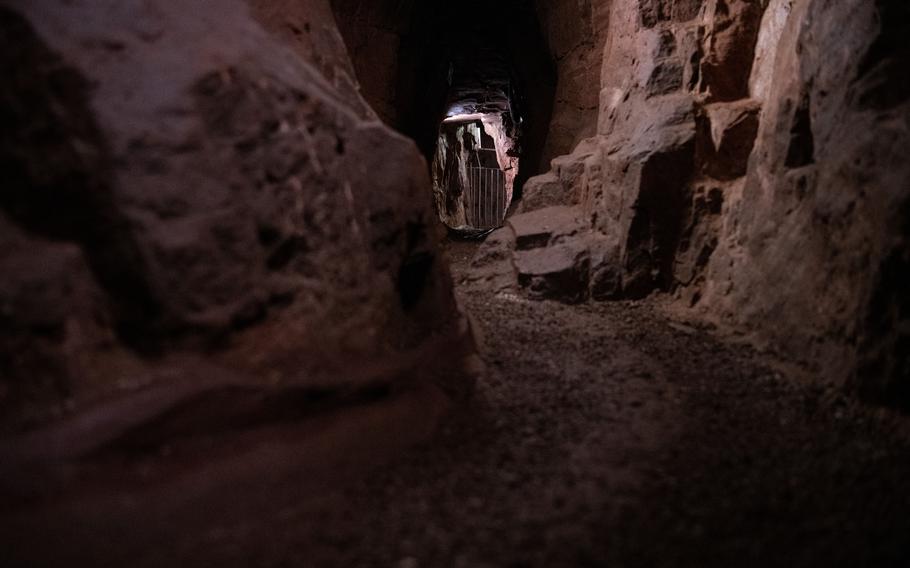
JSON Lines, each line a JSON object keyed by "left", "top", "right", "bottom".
{"left": 6, "top": 240, "right": 910, "bottom": 567}
{"left": 167, "top": 241, "right": 910, "bottom": 566}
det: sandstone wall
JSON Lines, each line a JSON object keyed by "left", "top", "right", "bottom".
{"left": 535, "top": 0, "right": 611, "bottom": 166}
{"left": 477, "top": 0, "right": 910, "bottom": 406}
{"left": 328, "top": 0, "right": 414, "bottom": 126}
{"left": 703, "top": 0, "right": 910, "bottom": 404}
{"left": 0, "top": 0, "right": 476, "bottom": 430}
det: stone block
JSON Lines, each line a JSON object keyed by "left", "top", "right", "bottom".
{"left": 515, "top": 240, "right": 591, "bottom": 303}
{"left": 508, "top": 206, "right": 585, "bottom": 251}
{"left": 697, "top": 99, "right": 761, "bottom": 180}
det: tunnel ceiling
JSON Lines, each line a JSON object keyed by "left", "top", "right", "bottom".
{"left": 331, "top": 0, "right": 556, "bottom": 186}
{"left": 445, "top": 18, "right": 513, "bottom": 117}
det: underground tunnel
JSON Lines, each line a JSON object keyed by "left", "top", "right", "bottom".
{"left": 1, "top": 0, "right": 910, "bottom": 566}
{"left": 331, "top": 0, "right": 558, "bottom": 233}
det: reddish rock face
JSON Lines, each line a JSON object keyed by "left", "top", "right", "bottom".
{"left": 535, "top": 0, "right": 611, "bottom": 164}
{"left": 696, "top": 99, "right": 761, "bottom": 180}
{"left": 1, "top": 0, "right": 908, "bottom": 422}
{"left": 468, "top": 0, "right": 910, "bottom": 406}
{"left": 700, "top": 0, "right": 765, "bottom": 102}
{"left": 0, "top": 0, "right": 477, "bottom": 430}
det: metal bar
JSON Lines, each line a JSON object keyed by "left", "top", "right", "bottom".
{"left": 496, "top": 170, "right": 500, "bottom": 227}
{"left": 474, "top": 169, "right": 483, "bottom": 227}
{"left": 490, "top": 170, "right": 494, "bottom": 227}
{"left": 479, "top": 168, "right": 483, "bottom": 229}
{"left": 461, "top": 167, "right": 511, "bottom": 229}
{"left": 487, "top": 169, "right": 492, "bottom": 228}
{"left": 483, "top": 170, "right": 493, "bottom": 229}
{"left": 496, "top": 170, "right": 501, "bottom": 225}
{"left": 470, "top": 169, "right": 474, "bottom": 228}
{"left": 480, "top": 168, "right": 484, "bottom": 229}
{"left": 485, "top": 169, "right": 490, "bottom": 228}
{"left": 496, "top": 171, "right": 505, "bottom": 225}
{"left": 480, "top": 169, "right": 483, "bottom": 228}
{"left": 499, "top": 170, "right": 504, "bottom": 224}
{"left": 465, "top": 170, "right": 474, "bottom": 225}
{"left": 500, "top": 170, "right": 504, "bottom": 225}
{"left": 499, "top": 170, "right": 503, "bottom": 223}
{"left": 496, "top": 170, "right": 501, "bottom": 226}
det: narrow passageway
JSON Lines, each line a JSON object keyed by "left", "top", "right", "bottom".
{"left": 133, "top": 238, "right": 907, "bottom": 568}
{"left": 2, "top": 1, "right": 909, "bottom": 566}
{"left": 5, "top": 238, "right": 908, "bottom": 567}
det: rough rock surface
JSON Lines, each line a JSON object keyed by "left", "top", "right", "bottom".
{"left": 510, "top": 206, "right": 585, "bottom": 250}
{"left": 535, "top": 0, "right": 612, "bottom": 164}
{"left": 515, "top": 241, "right": 591, "bottom": 303}
{"left": 0, "top": 0, "right": 476, "bottom": 430}
{"left": 699, "top": 0, "right": 910, "bottom": 407}
{"left": 486, "top": 0, "right": 910, "bottom": 405}
{"left": 4, "top": 241, "right": 909, "bottom": 567}
{"left": 466, "top": 228, "right": 519, "bottom": 295}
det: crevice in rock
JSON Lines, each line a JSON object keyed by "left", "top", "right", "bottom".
{"left": 854, "top": 0, "right": 910, "bottom": 110}
{"left": 785, "top": 91, "right": 815, "bottom": 168}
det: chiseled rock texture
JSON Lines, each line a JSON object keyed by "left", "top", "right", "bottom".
{"left": 486, "top": 0, "right": 910, "bottom": 406}
{"left": 535, "top": 0, "right": 612, "bottom": 164}
{"left": 0, "top": 0, "right": 476, "bottom": 430}
{"left": 703, "top": 0, "right": 910, "bottom": 407}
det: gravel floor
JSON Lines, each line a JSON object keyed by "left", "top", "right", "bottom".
{"left": 167, "top": 239, "right": 910, "bottom": 567}
{"left": 7, "top": 239, "right": 910, "bottom": 567}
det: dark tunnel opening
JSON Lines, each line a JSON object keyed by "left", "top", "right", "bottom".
{"left": 330, "top": 0, "right": 557, "bottom": 209}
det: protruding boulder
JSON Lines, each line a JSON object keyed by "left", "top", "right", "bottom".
{"left": 515, "top": 239, "right": 591, "bottom": 303}
{"left": 520, "top": 172, "right": 566, "bottom": 211}
{"left": 647, "top": 60, "right": 685, "bottom": 97}
{"left": 509, "top": 206, "right": 585, "bottom": 251}
{"left": 520, "top": 138, "right": 601, "bottom": 212}
{"left": 0, "top": 0, "right": 477, "bottom": 430}
{"left": 468, "top": 227, "right": 518, "bottom": 294}
{"left": 697, "top": 99, "right": 762, "bottom": 180}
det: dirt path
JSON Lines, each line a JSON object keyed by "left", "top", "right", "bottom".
{"left": 5, "top": 239, "right": 910, "bottom": 567}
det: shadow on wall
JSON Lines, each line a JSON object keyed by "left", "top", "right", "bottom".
{"left": 850, "top": 0, "right": 910, "bottom": 409}
{"left": 852, "top": 0, "right": 910, "bottom": 111}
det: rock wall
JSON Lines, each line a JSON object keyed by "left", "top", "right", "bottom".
{"left": 474, "top": 0, "right": 910, "bottom": 406}
{"left": 535, "top": 0, "right": 611, "bottom": 165}
{"left": 703, "top": 0, "right": 910, "bottom": 406}
{"left": 327, "top": 0, "right": 414, "bottom": 126}
{"left": 0, "top": 0, "right": 477, "bottom": 430}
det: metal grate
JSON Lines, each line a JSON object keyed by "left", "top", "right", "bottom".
{"left": 464, "top": 166, "right": 507, "bottom": 230}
